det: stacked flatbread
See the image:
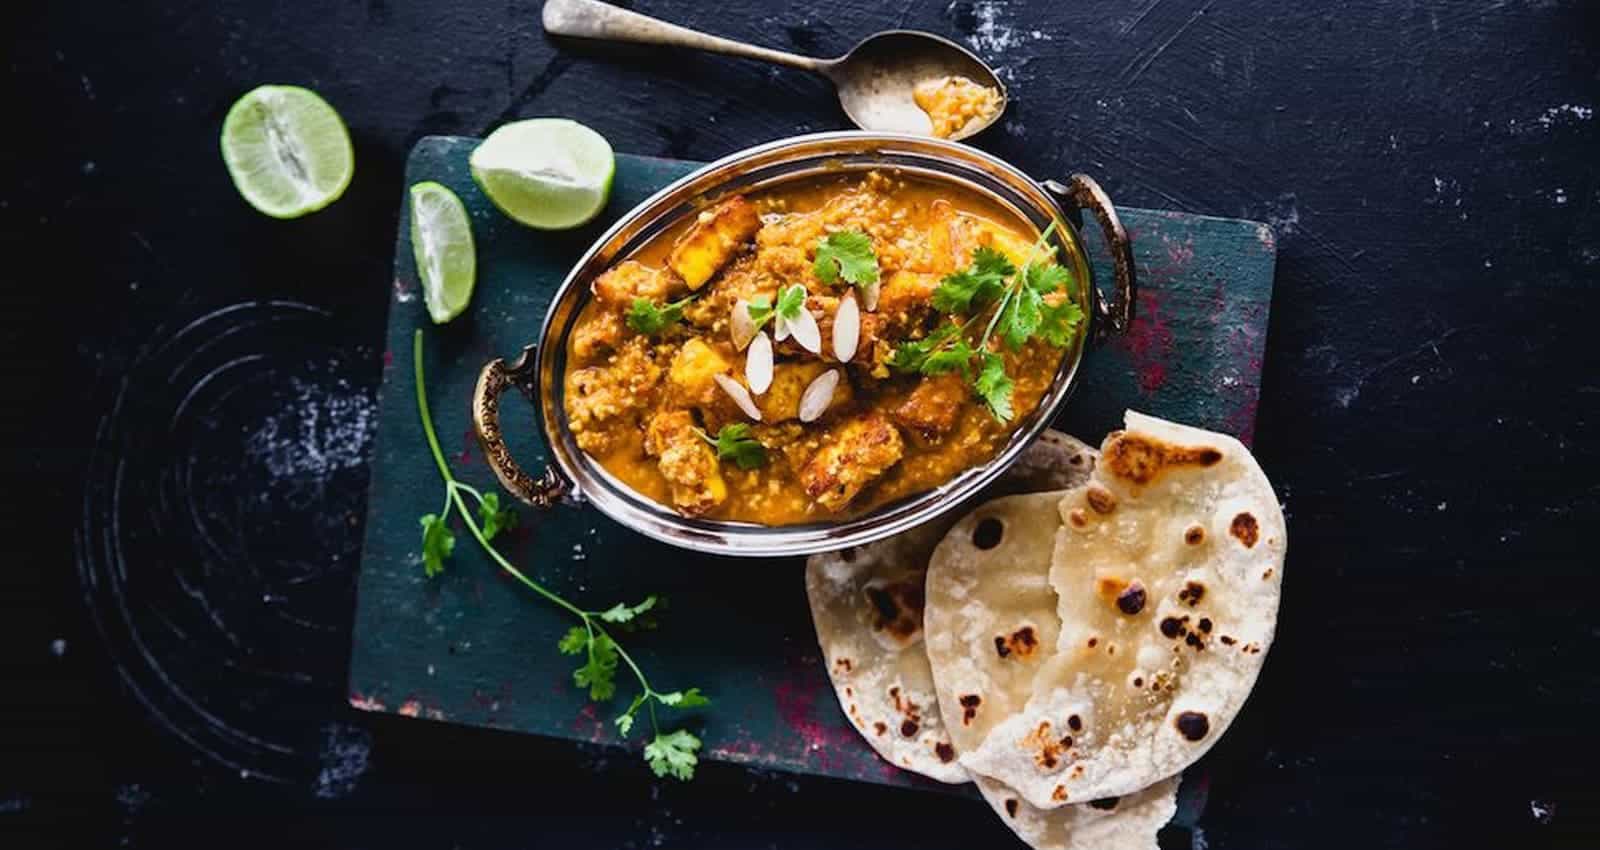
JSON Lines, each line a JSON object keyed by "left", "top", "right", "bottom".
{"left": 806, "top": 412, "right": 1286, "bottom": 848}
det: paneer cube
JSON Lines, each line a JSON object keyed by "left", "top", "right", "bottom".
{"left": 757, "top": 361, "right": 854, "bottom": 422}
{"left": 571, "top": 310, "right": 623, "bottom": 359}
{"left": 668, "top": 338, "right": 732, "bottom": 406}
{"left": 644, "top": 410, "right": 727, "bottom": 516}
{"left": 891, "top": 372, "right": 969, "bottom": 442}
{"left": 923, "top": 199, "right": 958, "bottom": 274}
{"left": 592, "top": 260, "right": 678, "bottom": 308}
{"left": 875, "top": 270, "right": 940, "bottom": 325}
{"left": 801, "top": 413, "right": 905, "bottom": 512}
{"left": 975, "top": 218, "right": 1041, "bottom": 269}
{"left": 668, "top": 196, "right": 761, "bottom": 290}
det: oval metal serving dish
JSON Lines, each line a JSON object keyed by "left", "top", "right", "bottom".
{"left": 473, "top": 131, "right": 1135, "bottom": 558}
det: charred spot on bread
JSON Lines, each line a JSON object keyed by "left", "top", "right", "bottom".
{"left": 1116, "top": 581, "right": 1148, "bottom": 615}
{"left": 972, "top": 516, "right": 1004, "bottom": 549}
{"left": 994, "top": 625, "right": 1039, "bottom": 659}
{"left": 1103, "top": 431, "right": 1224, "bottom": 485}
{"left": 1175, "top": 711, "right": 1210, "bottom": 741}
{"left": 1085, "top": 485, "right": 1117, "bottom": 514}
{"left": 1230, "top": 512, "right": 1260, "bottom": 547}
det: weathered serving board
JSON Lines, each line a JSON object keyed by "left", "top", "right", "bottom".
{"left": 347, "top": 136, "right": 1276, "bottom": 789}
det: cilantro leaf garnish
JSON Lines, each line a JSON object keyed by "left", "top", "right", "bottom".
{"left": 887, "top": 323, "right": 962, "bottom": 373}
{"left": 998, "top": 285, "right": 1044, "bottom": 351}
{"left": 412, "top": 330, "right": 711, "bottom": 781}
{"left": 813, "top": 230, "right": 879, "bottom": 287}
{"left": 656, "top": 687, "right": 711, "bottom": 708}
{"left": 890, "top": 222, "right": 1083, "bottom": 422}
{"left": 645, "top": 729, "right": 703, "bottom": 781}
{"left": 476, "top": 492, "right": 517, "bottom": 541}
{"left": 931, "top": 247, "right": 1013, "bottom": 313}
{"left": 626, "top": 294, "right": 695, "bottom": 335}
{"left": 919, "top": 338, "right": 977, "bottom": 379}
{"left": 975, "top": 352, "right": 1015, "bottom": 422}
{"left": 419, "top": 513, "right": 455, "bottom": 577}
{"left": 572, "top": 630, "right": 620, "bottom": 701}
{"left": 701, "top": 423, "right": 767, "bottom": 469}
{"left": 1038, "top": 298, "right": 1085, "bottom": 347}
{"left": 557, "top": 626, "right": 589, "bottom": 655}
{"left": 746, "top": 284, "right": 807, "bottom": 332}
{"left": 1024, "top": 261, "right": 1072, "bottom": 294}
{"left": 598, "top": 595, "right": 659, "bottom": 625}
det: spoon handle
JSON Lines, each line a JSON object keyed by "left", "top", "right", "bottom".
{"left": 543, "top": 0, "right": 827, "bottom": 74}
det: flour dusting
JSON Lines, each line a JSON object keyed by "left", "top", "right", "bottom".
{"left": 245, "top": 378, "right": 375, "bottom": 481}
{"left": 313, "top": 722, "right": 372, "bottom": 799}
{"left": 1508, "top": 104, "right": 1593, "bottom": 134}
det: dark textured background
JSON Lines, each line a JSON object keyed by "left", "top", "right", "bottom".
{"left": 3, "top": 1, "right": 1597, "bottom": 848}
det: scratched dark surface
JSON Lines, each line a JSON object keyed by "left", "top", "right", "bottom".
{"left": 345, "top": 137, "right": 1273, "bottom": 789}
{"left": 4, "top": 1, "right": 1598, "bottom": 848}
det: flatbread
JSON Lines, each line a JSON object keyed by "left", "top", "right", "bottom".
{"left": 955, "top": 410, "right": 1286, "bottom": 807}
{"left": 924, "top": 491, "right": 1073, "bottom": 780}
{"left": 976, "top": 775, "right": 1180, "bottom": 850}
{"left": 924, "top": 488, "right": 1181, "bottom": 845}
{"left": 804, "top": 431, "right": 1096, "bottom": 782}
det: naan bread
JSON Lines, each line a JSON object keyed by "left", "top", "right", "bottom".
{"left": 804, "top": 432, "right": 1096, "bottom": 782}
{"left": 957, "top": 411, "right": 1286, "bottom": 807}
{"left": 976, "top": 775, "right": 1179, "bottom": 850}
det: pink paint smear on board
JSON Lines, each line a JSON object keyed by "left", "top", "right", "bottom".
{"left": 1116, "top": 290, "right": 1175, "bottom": 394}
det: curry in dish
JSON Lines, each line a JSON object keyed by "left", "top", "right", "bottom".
{"left": 562, "top": 171, "right": 1086, "bottom": 524}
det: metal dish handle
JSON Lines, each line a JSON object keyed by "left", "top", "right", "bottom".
{"left": 1044, "top": 175, "right": 1137, "bottom": 337}
{"left": 472, "top": 344, "right": 570, "bottom": 508}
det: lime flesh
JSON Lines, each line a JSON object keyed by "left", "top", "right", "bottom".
{"left": 409, "top": 182, "right": 477, "bottom": 324}
{"left": 470, "top": 119, "right": 615, "bottom": 230}
{"left": 220, "top": 85, "right": 354, "bottom": 219}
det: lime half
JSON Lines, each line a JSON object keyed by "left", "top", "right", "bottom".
{"left": 470, "top": 119, "right": 615, "bottom": 230}
{"left": 409, "top": 182, "right": 477, "bottom": 324}
{"left": 220, "top": 85, "right": 354, "bottom": 218}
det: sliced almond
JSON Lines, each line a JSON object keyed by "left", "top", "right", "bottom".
{"left": 798, "top": 369, "right": 841, "bottom": 423}
{"left": 832, "top": 293, "right": 860, "bottom": 362}
{"left": 860, "top": 278, "right": 881, "bottom": 312}
{"left": 713, "top": 373, "right": 763, "bottom": 421}
{"left": 787, "top": 304, "right": 822, "bottom": 354}
{"left": 773, "top": 312, "right": 792, "bottom": 343}
{"left": 745, "top": 332, "right": 773, "bottom": 394}
{"left": 730, "top": 298, "right": 758, "bottom": 350}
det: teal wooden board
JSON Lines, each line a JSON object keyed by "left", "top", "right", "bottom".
{"left": 347, "top": 136, "right": 1277, "bottom": 789}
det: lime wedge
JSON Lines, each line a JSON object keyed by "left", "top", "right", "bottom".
{"left": 220, "top": 85, "right": 354, "bottom": 219}
{"left": 470, "top": 119, "right": 615, "bottom": 230}
{"left": 409, "top": 182, "right": 477, "bottom": 324}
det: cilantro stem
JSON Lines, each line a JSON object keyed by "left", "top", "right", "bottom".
{"left": 412, "top": 329, "right": 701, "bottom": 776}
{"left": 412, "top": 329, "right": 588, "bottom": 622}
{"left": 976, "top": 220, "right": 1058, "bottom": 352}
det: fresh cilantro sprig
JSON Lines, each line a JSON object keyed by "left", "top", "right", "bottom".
{"left": 891, "top": 223, "right": 1083, "bottom": 422}
{"left": 697, "top": 423, "right": 767, "bottom": 469}
{"left": 412, "top": 330, "right": 710, "bottom": 780}
{"left": 813, "top": 230, "right": 879, "bottom": 288}
{"left": 626, "top": 294, "right": 696, "bottom": 335}
{"left": 746, "top": 284, "right": 806, "bottom": 331}
{"left": 930, "top": 247, "right": 1013, "bottom": 314}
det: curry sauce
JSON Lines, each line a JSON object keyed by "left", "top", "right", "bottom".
{"left": 562, "top": 170, "right": 1084, "bottom": 525}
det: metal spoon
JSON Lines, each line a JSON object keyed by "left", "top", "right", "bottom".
{"left": 542, "top": 0, "right": 1007, "bottom": 141}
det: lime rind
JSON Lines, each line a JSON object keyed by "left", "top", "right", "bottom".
{"left": 221, "top": 85, "right": 354, "bottom": 219}
{"left": 409, "top": 181, "right": 477, "bottom": 324}
{"left": 470, "top": 119, "right": 616, "bottom": 230}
